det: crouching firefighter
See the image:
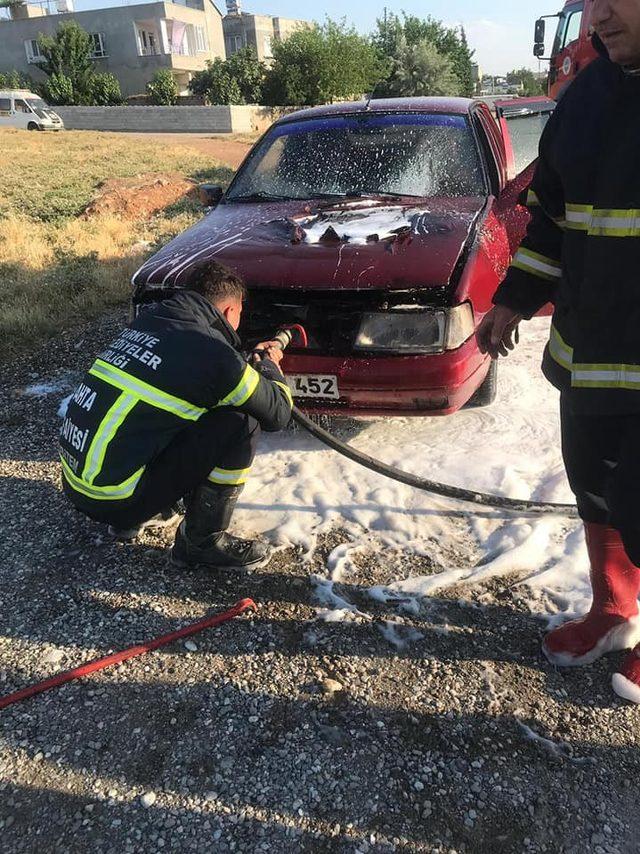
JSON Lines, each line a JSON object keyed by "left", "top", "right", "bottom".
{"left": 59, "top": 262, "right": 293, "bottom": 569}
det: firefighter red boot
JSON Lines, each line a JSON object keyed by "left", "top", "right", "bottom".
{"left": 612, "top": 645, "right": 640, "bottom": 704}
{"left": 543, "top": 523, "right": 640, "bottom": 667}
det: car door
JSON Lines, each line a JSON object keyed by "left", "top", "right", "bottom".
{"left": 14, "top": 97, "right": 35, "bottom": 129}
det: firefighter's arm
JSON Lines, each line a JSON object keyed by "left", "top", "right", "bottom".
{"left": 213, "top": 349, "right": 292, "bottom": 432}
{"left": 492, "top": 122, "right": 565, "bottom": 320}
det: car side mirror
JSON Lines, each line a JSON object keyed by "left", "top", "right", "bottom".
{"left": 199, "top": 184, "right": 223, "bottom": 207}
{"left": 534, "top": 42, "right": 546, "bottom": 59}
{"left": 534, "top": 19, "right": 546, "bottom": 45}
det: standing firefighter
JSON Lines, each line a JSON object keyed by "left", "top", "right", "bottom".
{"left": 478, "top": 0, "right": 640, "bottom": 704}
{"left": 59, "top": 262, "right": 292, "bottom": 569}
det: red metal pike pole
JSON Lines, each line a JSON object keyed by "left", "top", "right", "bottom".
{"left": 0, "top": 598, "right": 257, "bottom": 712}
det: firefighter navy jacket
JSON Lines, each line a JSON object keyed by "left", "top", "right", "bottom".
{"left": 493, "top": 37, "right": 640, "bottom": 415}
{"left": 59, "top": 290, "right": 293, "bottom": 502}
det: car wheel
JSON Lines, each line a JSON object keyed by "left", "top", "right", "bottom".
{"left": 27, "top": 122, "right": 40, "bottom": 131}
{"left": 466, "top": 359, "right": 498, "bottom": 408}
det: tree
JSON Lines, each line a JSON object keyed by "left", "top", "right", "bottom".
{"left": 373, "top": 13, "right": 475, "bottom": 98}
{"left": 189, "top": 50, "right": 263, "bottom": 105}
{"left": 262, "top": 19, "right": 387, "bottom": 106}
{"left": 37, "top": 21, "right": 95, "bottom": 105}
{"left": 506, "top": 68, "right": 545, "bottom": 96}
{"left": 0, "top": 0, "right": 26, "bottom": 20}
{"left": 225, "top": 47, "right": 265, "bottom": 103}
{"left": 90, "top": 72, "right": 123, "bottom": 106}
{"left": 384, "top": 38, "right": 462, "bottom": 98}
{"left": 147, "top": 69, "right": 178, "bottom": 105}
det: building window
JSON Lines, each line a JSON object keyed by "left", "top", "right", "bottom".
{"left": 226, "top": 34, "right": 244, "bottom": 54}
{"left": 24, "top": 39, "right": 44, "bottom": 64}
{"left": 138, "top": 29, "right": 160, "bottom": 56}
{"left": 195, "top": 25, "right": 208, "bottom": 52}
{"left": 90, "top": 32, "right": 107, "bottom": 58}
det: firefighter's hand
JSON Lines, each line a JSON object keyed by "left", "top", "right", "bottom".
{"left": 254, "top": 341, "right": 284, "bottom": 367}
{"left": 476, "top": 306, "right": 523, "bottom": 359}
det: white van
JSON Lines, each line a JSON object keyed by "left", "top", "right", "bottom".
{"left": 0, "top": 90, "right": 64, "bottom": 131}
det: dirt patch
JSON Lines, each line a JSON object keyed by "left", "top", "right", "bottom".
{"left": 83, "top": 173, "right": 198, "bottom": 221}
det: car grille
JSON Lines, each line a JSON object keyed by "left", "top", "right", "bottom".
{"left": 240, "top": 287, "right": 451, "bottom": 356}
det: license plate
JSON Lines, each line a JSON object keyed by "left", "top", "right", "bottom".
{"left": 286, "top": 374, "right": 340, "bottom": 400}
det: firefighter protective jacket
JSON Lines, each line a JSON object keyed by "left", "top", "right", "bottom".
{"left": 493, "top": 38, "right": 640, "bottom": 415}
{"left": 59, "top": 290, "right": 293, "bottom": 502}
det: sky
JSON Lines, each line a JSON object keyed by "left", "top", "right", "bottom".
{"left": 241, "top": 0, "right": 558, "bottom": 74}
{"left": 67, "top": 0, "right": 560, "bottom": 75}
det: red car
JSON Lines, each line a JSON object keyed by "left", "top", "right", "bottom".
{"left": 133, "top": 96, "right": 554, "bottom": 416}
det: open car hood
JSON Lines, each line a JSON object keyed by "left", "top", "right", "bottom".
{"left": 132, "top": 197, "right": 486, "bottom": 294}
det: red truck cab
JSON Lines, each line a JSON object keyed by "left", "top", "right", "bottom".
{"left": 534, "top": 0, "right": 597, "bottom": 99}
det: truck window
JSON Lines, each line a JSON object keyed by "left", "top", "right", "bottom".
{"left": 553, "top": 2, "right": 584, "bottom": 53}
{"left": 14, "top": 99, "right": 31, "bottom": 114}
{"left": 505, "top": 111, "right": 552, "bottom": 174}
{"left": 0, "top": 98, "right": 11, "bottom": 115}
{"left": 563, "top": 10, "right": 583, "bottom": 47}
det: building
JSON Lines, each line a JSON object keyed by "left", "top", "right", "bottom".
{"left": 471, "top": 62, "right": 482, "bottom": 94}
{"left": 0, "top": 0, "right": 226, "bottom": 97}
{"left": 222, "top": 0, "right": 306, "bottom": 63}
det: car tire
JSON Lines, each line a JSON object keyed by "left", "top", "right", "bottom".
{"left": 466, "top": 359, "right": 498, "bottom": 408}
{"left": 27, "top": 122, "right": 40, "bottom": 131}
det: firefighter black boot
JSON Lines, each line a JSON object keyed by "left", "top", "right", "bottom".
{"left": 170, "top": 484, "right": 268, "bottom": 569}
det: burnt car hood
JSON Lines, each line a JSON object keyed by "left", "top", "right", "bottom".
{"left": 132, "top": 196, "right": 486, "bottom": 293}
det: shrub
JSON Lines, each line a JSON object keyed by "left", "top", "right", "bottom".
{"left": 147, "top": 69, "right": 178, "bottom": 106}
{"left": 0, "top": 69, "right": 34, "bottom": 89}
{"left": 189, "top": 58, "right": 242, "bottom": 105}
{"left": 90, "top": 72, "right": 123, "bottom": 106}
{"left": 41, "top": 73, "right": 75, "bottom": 106}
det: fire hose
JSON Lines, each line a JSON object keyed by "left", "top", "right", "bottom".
{"left": 273, "top": 325, "right": 578, "bottom": 518}
{"left": 0, "top": 599, "right": 256, "bottom": 712}
{"left": 1, "top": 325, "right": 575, "bottom": 712}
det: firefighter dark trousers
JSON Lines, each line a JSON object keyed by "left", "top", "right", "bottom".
{"left": 561, "top": 395, "right": 640, "bottom": 566}
{"left": 63, "top": 410, "right": 260, "bottom": 531}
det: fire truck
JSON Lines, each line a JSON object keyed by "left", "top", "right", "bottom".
{"left": 534, "top": 0, "right": 597, "bottom": 99}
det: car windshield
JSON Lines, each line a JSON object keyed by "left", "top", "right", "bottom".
{"left": 226, "top": 113, "right": 486, "bottom": 202}
{"left": 26, "top": 98, "right": 50, "bottom": 119}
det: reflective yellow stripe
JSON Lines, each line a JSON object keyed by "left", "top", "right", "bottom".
{"left": 565, "top": 204, "right": 640, "bottom": 237}
{"left": 61, "top": 456, "right": 144, "bottom": 500}
{"left": 89, "top": 359, "right": 205, "bottom": 421}
{"left": 208, "top": 466, "right": 252, "bottom": 485}
{"left": 526, "top": 190, "right": 566, "bottom": 228}
{"left": 547, "top": 329, "right": 640, "bottom": 389}
{"left": 572, "top": 363, "right": 640, "bottom": 390}
{"left": 218, "top": 364, "right": 260, "bottom": 408}
{"left": 274, "top": 380, "right": 294, "bottom": 408}
{"left": 511, "top": 247, "right": 562, "bottom": 282}
{"left": 82, "top": 392, "right": 137, "bottom": 484}
{"left": 548, "top": 324, "right": 573, "bottom": 372}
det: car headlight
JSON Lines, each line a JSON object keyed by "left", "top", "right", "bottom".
{"left": 353, "top": 304, "right": 475, "bottom": 354}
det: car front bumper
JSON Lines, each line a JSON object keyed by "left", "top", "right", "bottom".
{"left": 282, "top": 336, "right": 490, "bottom": 417}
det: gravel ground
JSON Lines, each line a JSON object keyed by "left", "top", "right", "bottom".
{"left": 0, "top": 310, "right": 639, "bottom": 854}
